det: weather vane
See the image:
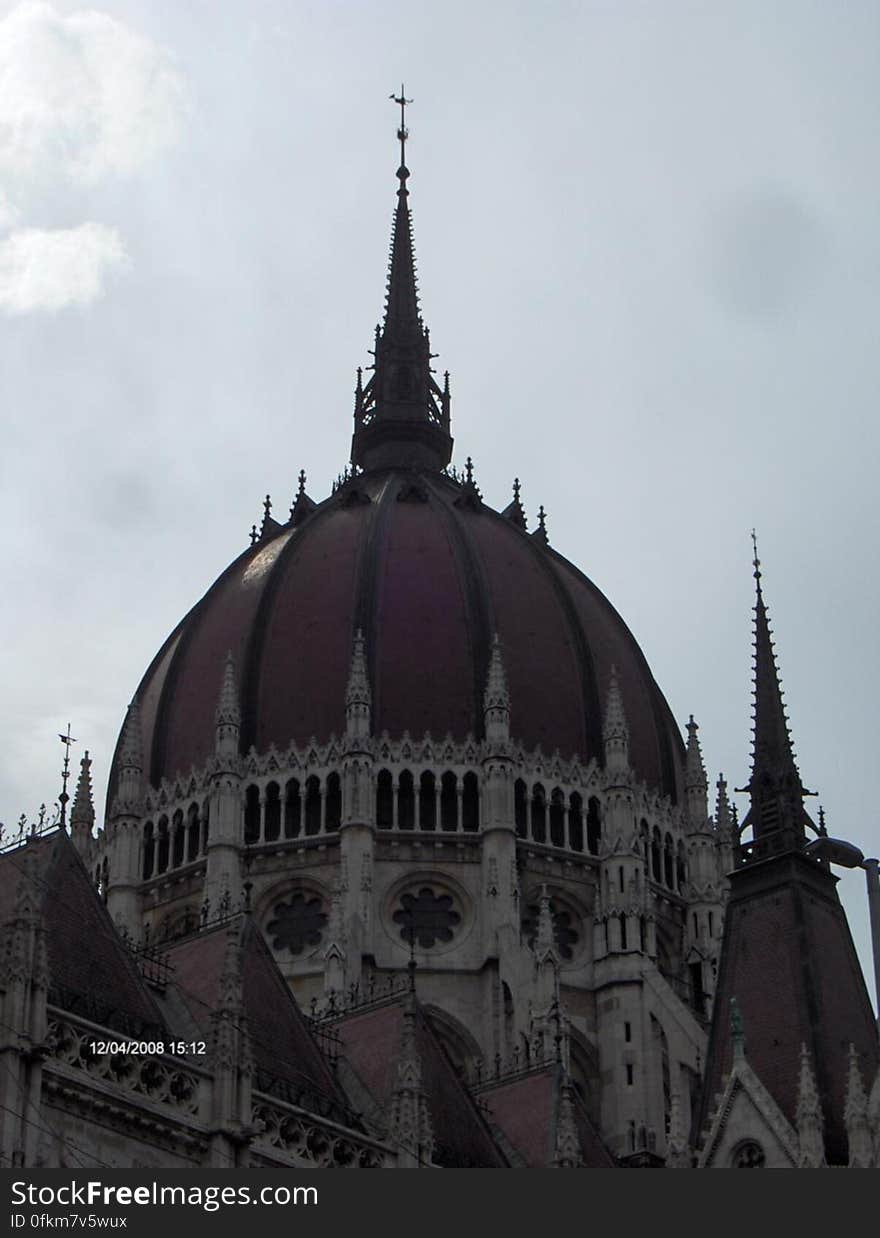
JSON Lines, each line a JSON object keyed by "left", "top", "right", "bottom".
{"left": 58, "top": 723, "right": 77, "bottom": 831}
{"left": 390, "top": 84, "right": 412, "bottom": 172}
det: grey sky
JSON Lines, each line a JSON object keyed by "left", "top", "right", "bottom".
{"left": 1, "top": 0, "right": 878, "bottom": 992}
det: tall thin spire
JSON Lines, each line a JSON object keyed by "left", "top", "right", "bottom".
{"left": 351, "top": 90, "right": 453, "bottom": 472}
{"left": 740, "top": 534, "right": 811, "bottom": 852}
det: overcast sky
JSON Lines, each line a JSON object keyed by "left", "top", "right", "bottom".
{"left": 1, "top": 0, "right": 878, "bottom": 996}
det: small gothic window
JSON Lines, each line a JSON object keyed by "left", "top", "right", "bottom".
{"left": 284, "top": 778, "right": 301, "bottom": 838}
{"left": 521, "top": 900, "right": 580, "bottom": 960}
{"left": 325, "top": 772, "right": 342, "bottom": 832}
{"left": 419, "top": 771, "right": 436, "bottom": 830}
{"left": 549, "top": 788, "right": 565, "bottom": 847}
{"left": 514, "top": 779, "right": 528, "bottom": 838}
{"left": 171, "top": 810, "right": 185, "bottom": 868}
{"left": 156, "top": 816, "right": 170, "bottom": 874}
{"left": 462, "top": 772, "right": 479, "bottom": 832}
{"left": 731, "top": 1141, "right": 766, "bottom": 1168}
{"left": 440, "top": 772, "right": 458, "bottom": 831}
{"left": 305, "top": 775, "right": 321, "bottom": 835}
{"left": 264, "top": 781, "right": 281, "bottom": 841}
{"left": 201, "top": 802, "right": 210, "bottom": 851}
{"left": 664, "top": 833, "right": 674, "bottom": 888}
{"left": 142, "top": 822, "right": 155, "bottom": 880}
{"left": 398, "top": 770, "right": 415, "bottom": 831}
{"left": 267, "top": 893, "right": 328, "bottom": 956}
{"left": 531, "top": 783, "right": 546, "bottom": 843}
{"left": 376, "top": 769, "right": 393, "bottom": 829}
{"left": 244, "top": 784, "right": 260, "bottom": 844}
{"left": 393, "top": 887, "right": 461, "bottom": 949}
{"left": 651, "top": 828, "right": 662, "bottom": 882}
{"left": 587, "top": 797, "right": 601, "bottom": 855}
{"left": 568, "top": 792, "right": 584, "bottom": 852}
{"left": 186, "top": 803, "right": 200, "bottom": 862}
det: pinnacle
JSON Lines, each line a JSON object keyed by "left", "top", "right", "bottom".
{"left": 70, "top": 750, "right": 95, "bottom": 834}
{"left": 502, "top": 478, "right": 527, "bottom": 530}
{"left": 118, "top": 699, "right": 143, "bottom": 773}
{"left": 483, "top": 634, "right": 509, "bottom": 713}
{"left": 602, "top": 666, "right": 629, "bottom": 746}
{"left": 289, "top": 469, "right": 316, "bottom": 526}
{"left": 346, "top": 628, "right": 372, "bottom": 709}
{"left": 215, "top": 652, "right": 241, "bottom": 730}
{"left": 684, "top": 715, "right": 707, "bottom": 791}
{"left": 532, "top": 505, "right": 549, "bottom": 546}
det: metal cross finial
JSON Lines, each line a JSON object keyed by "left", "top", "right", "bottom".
{"left": 513, "top": 477, "right": 521, "bottom": 503}
{"left": 58, "top": 724, "right": 77, "bottom": 831}
{"left": 751, "top": 528, "right": 761, "bottom": 581}
{"left": 264, "top": 494, "right": 272, "bottom": 519}
{"left": 297, "top": 469, "right": 307, "bottom": 496}
{"left": 390, "top": 84, "right": 412, "bottom": 175}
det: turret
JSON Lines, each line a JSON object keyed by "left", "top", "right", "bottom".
{"left": 205, "top": 653, "right": 243, "bottom": 912}
{"left": 105, "top": 700, "right": 144, "bottom": 938}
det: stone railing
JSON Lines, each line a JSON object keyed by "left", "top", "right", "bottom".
{"left": 251, "top": 1092, "right": 390, "bottom": 1168}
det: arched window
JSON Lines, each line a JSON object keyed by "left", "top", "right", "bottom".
{"left": 568, "top": 792, "right": 584, "bottom": 852}
{"left": 284, "top": 779, "right": 301, "bottom": 838}
{"left": 142, "top": 822, "right": 155, "bottom": 880}
{"left": 619, "top": 912, "right": 628, "bottom": 951}
{"left": 244, "top": 785, "right": 260, "bottom": 844}
{"left": 587, "top": 797, "right": 601, "bottom": 855}
{"left": 156, "top": 816, "right": 170, "bottom": 874}
{"left": 515, "top": 779, "right": 528, "bottom": 838}
{"left": 664, "top": 833, "right": 674, "bottom": 888}
{"left": 419, "top": 771, "right": 436, "bottom": 830}
{"left": 172, "top": 810, "right": 185, "bottom": 868}
{"left": 549, "top": 788, "right": 565, "bottom": 847}
{"left": 398, "top": 770, "right": 415, "bottom": 830}
{"left": 325, "top": 772, "right": 341, "bottom": 832}
{"left": 201, "top": 801, "right": 209, "bottom": 851}
{"left": 651, "top": 827, "right": 662, "bottom": 882}
{"left": 462, "top": 772, "right": 479, "bottom": 832}
{"left": 531, "top": 783, "right": 546, "bottom": 843}
{"left": 186, "top": 803, "right": 200, "bottom": 862}
{"left": 640, "top": 818, "right": 650, "bottom": 859}
{"left": 264, "top": 781, "right": 281, "bottom": 841}
{"left": 304, "top": 775, "right": 321, "bottom": 835}
{"left": 376, "top": 769, "right": 393, "bottom": 829}
{"left": 440, "top": 772, "right": 458, "bottom": 831}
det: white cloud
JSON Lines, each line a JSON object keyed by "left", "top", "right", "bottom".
{"left": 0, "top": 221, "right": 129, "bottom": 313}
{"left": 0, "top": 1, "right": 188, "bottom": 191}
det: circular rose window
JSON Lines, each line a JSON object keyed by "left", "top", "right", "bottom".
{"left": 267, "top": 893, "right": 327, "bottom": 956}
{"left": 393, "top": 887, "right": 461, "bottom": 949}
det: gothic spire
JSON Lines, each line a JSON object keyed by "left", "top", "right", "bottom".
{"left": 740, "top": 534, "right": 811, "bottom": 852}
{"left": 795, "top": 1044, "right": 826, "bottom": 1167}
{"left": 351, "top": 90, "right": 452, "bottom": 473}
{"left": 70, "top": 750, "right": 95, "bottom": 841}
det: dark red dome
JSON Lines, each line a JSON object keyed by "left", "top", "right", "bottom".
{"left": 114, "top": 468, "right": 685, "bottom": 802}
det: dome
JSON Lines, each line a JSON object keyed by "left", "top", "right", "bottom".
{"left": 112, "top": 465, "right": 684, "bottom": 802}
{"left": 109, "top": 125, "right": 685, "bottom": 807}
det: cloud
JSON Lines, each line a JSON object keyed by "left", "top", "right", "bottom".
{"left": 0, "top": 221, "right": 129, "bottom": 313}
{"left": 0, "top": 1, "right": 188, "bottom": 192}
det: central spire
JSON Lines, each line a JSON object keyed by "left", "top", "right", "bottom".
{"left": 350, "top": 88, "right": 453, "bottom": 472}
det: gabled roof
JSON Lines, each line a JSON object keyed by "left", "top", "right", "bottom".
{"left": 328, "top": 996, "right": 508, "bottom": 1167}
{"left": 161, "top": 917, "right": 350, "bottom": 1123}
{"left": 0, "top": 831, "right": 166, "bottom": 1038}
{"left": 479, "top": 1064, "right": 614, "bottom": 1168}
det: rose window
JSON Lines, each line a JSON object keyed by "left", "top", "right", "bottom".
{"left": 393, "top": 887, "right": 461, "bottom": 949}
{"left": 521, "top": 901, "right": 579, "bottom": 960}
{"left": 267, "top": 893, "right": 327, "bottom": 956}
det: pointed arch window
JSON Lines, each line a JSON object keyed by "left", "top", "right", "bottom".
{"left": 549, "top": 788, "right": 565, "bottom": 847}
{"left": 531, "top": 783, "right": 546, "bottom": 844}
{"left": 142, "top": 822, "right": 155, "bottom": 880}
{"left": 587, "top": 797, "right": 601, "bottom": 855}
{"left": 156, "top": 816, "right": 169, "bottom": 874}
{"left": 419, "top": 771, "right": 436, "bottom": 830}
{"left": 462, "top": 772, "right": 479, "bottom": 832}
{"left": 376, "top": 769, "right": 393, "bottom": 829}
{"left": 264, "top": 781, "right": 281, "bottom": 841}
{"left": 244, "top": 785, "right": 260, "bottom": 844}
{"left": 325, "top": 772, "right": 342, "bottom": 832}
{"left": 514, "top": 779, "right": 528, "bottom": 838}
{"left": 172, "top": 810, "right": 185, "bottom": 868}
{"left": 284, "top": 779, "right": 301, "bottom": 838}
{"left": 568, "top": 792, "right": 584, "bottom": 852}
{"left": 304, "top": 775, "right": 321, "bottom": 835}
{"left": 186, "top": 803, "right": 200, "bottom": 862}
{"left": 398, "top": 770, "right": 415, "bottom": 830}
{"left": 440, "top": 772, "right": 458, "bottom": 831}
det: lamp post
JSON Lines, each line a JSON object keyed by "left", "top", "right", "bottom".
{"left": 804, "top": 836, "right": 880, "bottom": 1027}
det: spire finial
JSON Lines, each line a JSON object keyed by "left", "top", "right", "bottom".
{"left": 533, "top": 504, "right": 549, "bottom": 545}
{"left": 57, "top": 724, "right": 77, "bottom": 831}
{"left": 390, "top": 85, "right": 412, "bottom": 182}
{"left": 465, "top": 456, "right": 473, "bottom": 485}
{"left": 502, "top": 478, "right": 528, "bottom": 530}
{"left": 751, "top": 528, "right": 762, "bottom": 592}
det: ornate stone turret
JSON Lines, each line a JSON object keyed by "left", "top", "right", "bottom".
{"left": 209, "top": 920, "right": 253, "bottom": 1165}
{"left": 0, "top": 844, "right": 49, "bottom": 1167}
{"left": 205, "top": 654, "right": 243, "bottom": 913}
{"left": 351, "top": 89, "right": 452, "bottom": 473}
{"left": 480, "top": 635, "right": 518, "bottom": 998}
{"left": 483, "top": 634, "right": 510, "bottom": 748}
{"left": 105, "top": 701, "right": 144, "bottom": 939}
{"left": 339, "top": 630, "right": 376, "bottom": 986}
{"left": 602, "top": 666, "right": 630, "bottom": 785}
{"left": 553, "top": 1075, "right": 583, "bottom": 1168}
{"left": 684, "top": 716, "right": 709, "bottom": 829}
{"left": 388, "top": 987, "right": 434, "bottom": 1167}
{"left": 70, "top": 750, "right": 95, "bottom": 858}
{"left": 795, "top": 1044, "right": 826, "bottom": 1167}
